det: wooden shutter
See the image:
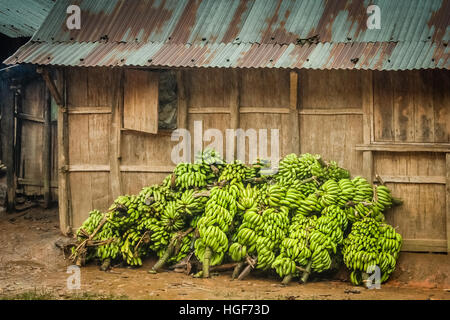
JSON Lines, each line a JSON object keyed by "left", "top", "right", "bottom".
{"left": 123, "top": 69, "right": 159, "bottom": 134}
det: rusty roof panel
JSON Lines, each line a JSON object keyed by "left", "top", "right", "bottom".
{"left": 0, "top": 0, "right": 54, "bottom": 38}
{"left": 6, "top": 40, "right": 449, "bottom": 70}
{"left": 4, "top": 0, "right": 450, "bottom": 70}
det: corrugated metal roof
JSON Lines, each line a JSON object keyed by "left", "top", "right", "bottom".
{"left": 7, "top": 40, "right": 449, "bottom": 70}
{"left": 4, "top": 0, "right": 450, "bottom": 70}
{"left": 0, "top": 0, "right": 55, "bottom": 38}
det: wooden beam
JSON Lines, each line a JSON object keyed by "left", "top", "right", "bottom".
{"left": 289, "top": 71, "right": 299, "bottom": 154}
{"left": 68, "top": 165, "right": 111, "bottom": 172}
{"left": 120, "top": 165, "right": 175, "bottom": 173}
{"left": 240, "top": 107, "right": 290, "bottom": 114}
{"left": 57, "top": 69, "right": 71, "bottom": 235}
{"left": 188, "top": 107, "right": 230, "bottom": 114}
{"left": 362, "top": 71, "right": 373, "bottom": 182}
{"left": 67, "top": 107, "right": 112, "bottom": 114}
{"left": 376, "top": 175, "right": 446, "bottom": 184}
{"left": 42, "top": 89, "right": 52, "bottom": 208}
{"left": 109, "top": 71, "right": 123, "bottom": 200}
{"left": 37, "top": 67, "right": 63, "bottom": 106}
{"left": 229, "top": 69, "right": 240, "bottom": 160}
{"left": 401, "top": 239, "right": 447, "bottom": 253}
{"left": 298, "top": 108, "right": 364, "bottom": 115}
{"left": 447, "top": 153, "right": 450, "bottom": 253}
{"left": 356, "top": 143, "right": 450, "bottom": 153}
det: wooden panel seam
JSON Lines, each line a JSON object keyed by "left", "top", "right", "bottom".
{"left": 401, "top": 239, "right": 447, "bottom": 252}
{"left": 68, "top": 107, "right": 112, "bottom": 114}
{"left": 356, "top": 144, "right": 450, "bottom": 153}
{"left": 299, "top": 108, "right": 364, "bottom": 115}
{"left": 376, "top": 175, "right": 446, "bottom": 184}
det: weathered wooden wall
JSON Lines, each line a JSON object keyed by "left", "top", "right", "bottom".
{"left": 61, "top": 67, "right": 450, "bottom": 253}
{"left": 0, "top": 75, "right": 58, "bottom": 207}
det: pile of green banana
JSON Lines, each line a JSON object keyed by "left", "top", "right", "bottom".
{"left": 343, "top": 217, "right": 402, "bottom": 286}
{"left": 71, "top": 150, "right": 403, "bottom": 288}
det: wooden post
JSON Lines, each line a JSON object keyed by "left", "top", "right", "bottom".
{"left": 362, "top": 71, "right": 374, "bottom": 182}
{"left": 57, "top": 69, "right": 71, "bottom": 235}
{"left": 229, "top": 69, "right": 240, "bottom": 160}
{"left": 109, "top": 71, "right": 123, "bottom": 199}
{"left": 289, "top": 71, "right": 300, "bottom": 155}
{"left": 176, "top": 70, "right": 189, "bottom": 161}
{"left": 39, "top": 67, "right": 71, "bottom": 233}
{"left": 177, "top": 70, "right": 188, "bottom": 130}
{"left": 2, "top": 81, "right": 16, "bottom": 211}
{"left": 446, "top": 153, "right": 450, "bottom": 253}
{"left": 42, "top": 88, "right": 52, "bottom": 208}
{"left": 13, "top": 88, "right": 22, "bottom": 187}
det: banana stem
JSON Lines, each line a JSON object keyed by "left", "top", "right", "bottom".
{"left": 151, "top": 242, "right": 175, "bottom": 273}
{"left": 300, "top": 261, "right": 312, "bottom": 284}
{"left": 237, "top": 257, "right": 257, "bottom": 281}
{"left": 282, "top": 273, "right": 293, "bottom": 285}
{"left": 203, "top": 247, "right": 212, "bottom": 278}
{"left": 100, "top": 258, "right": 111, "bottom": 271}
{"left": 232, "top": 262, "right": 245, "bottom": 280}
{"left": 237, "top": 264, "right": 252, "bottom": 281}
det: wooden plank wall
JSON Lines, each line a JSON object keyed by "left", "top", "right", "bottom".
{"left": 370, "top": 70, "right": 450, "bottom": 252}
{"left": 298, "top": 70, "right": 365, "bottom": 176}
{"left": 63, "top": 68, "right": 449, "bottom": 253}
{"left": 298, "top": 69, "right": 449, "bottom": 253}
{"left": 8, "top": 78, "right": 58, "bottom": 202}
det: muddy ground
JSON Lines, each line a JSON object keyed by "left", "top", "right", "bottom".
{"left": 0, "top": 206, "right": 449, "bottom": 300}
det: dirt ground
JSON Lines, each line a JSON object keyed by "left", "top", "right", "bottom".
{"left": 0, "top": 206, "right": 449, "bottom": 300}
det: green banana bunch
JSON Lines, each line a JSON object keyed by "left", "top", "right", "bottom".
{"left": 374, "top": 185, "right": 393, "bottom": 212}
{"left": 167, "top": 232, "right": 195, "bottom": 264}
{"left": 194, "top": 148, "right": 225, "bottom": 166}
{"left": 176, "top": 189, "right": 207, "bottom": 216}
{"left": 307, "top": 213, "right": 345, "bottom": 273}
{"left": 218, "top": 161, "right": 256, "bottom": 183}
{"left": 261, "top": 207, "right": 289, "bottom": 246}
{"left": 277, "top": 153, "right": 303, "bottom": 184}
{"left": 337, "top": 178, "right": 356, "bottom": 207}
{"left": 272, "top": 214, "right": 315, "bottom": 280}
{"left": 318, "top": 179, "right": 340, "bottom": 207}
{"left": 229, "top": 242, "right": 248, "bottom": 262}
{"left": 324, "top": 161, "right": 350, "bottom": 181}
{"left": 173, "top": 163, "right": 210, "bottom": 189}
{"left": 120, "top": 228, "right": 146, "bottom": 266}
{"left": 282, "top": 186, "right": 305, "bottom": 210}
{"left": 138, "top": 185, "right": 176, "bottom": 216}
{"left": 195, "top": 185, "right": 238, "bottom": 276}
{"left": 254, "top": 237, "right": 277, "bottom": 270}
{"left": 343, "top": 217, "right": 402, "bottom": 285}
{"left": 236, "top": 183, "right": 260, "bottom": 215}
{"left": 297, "top": 193, "right": 323, "bottom": 216}
{"left": 263, "top": 184, "right": 287, "bottom": 207}
{"left": 352, "top": 176, "right": 374, "bottom": 202}
{"left": 160, "top": 201, "right": 186, "bottom": 233}
{"left": 291, "top": 179, "right": 319, "bottom": 197}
